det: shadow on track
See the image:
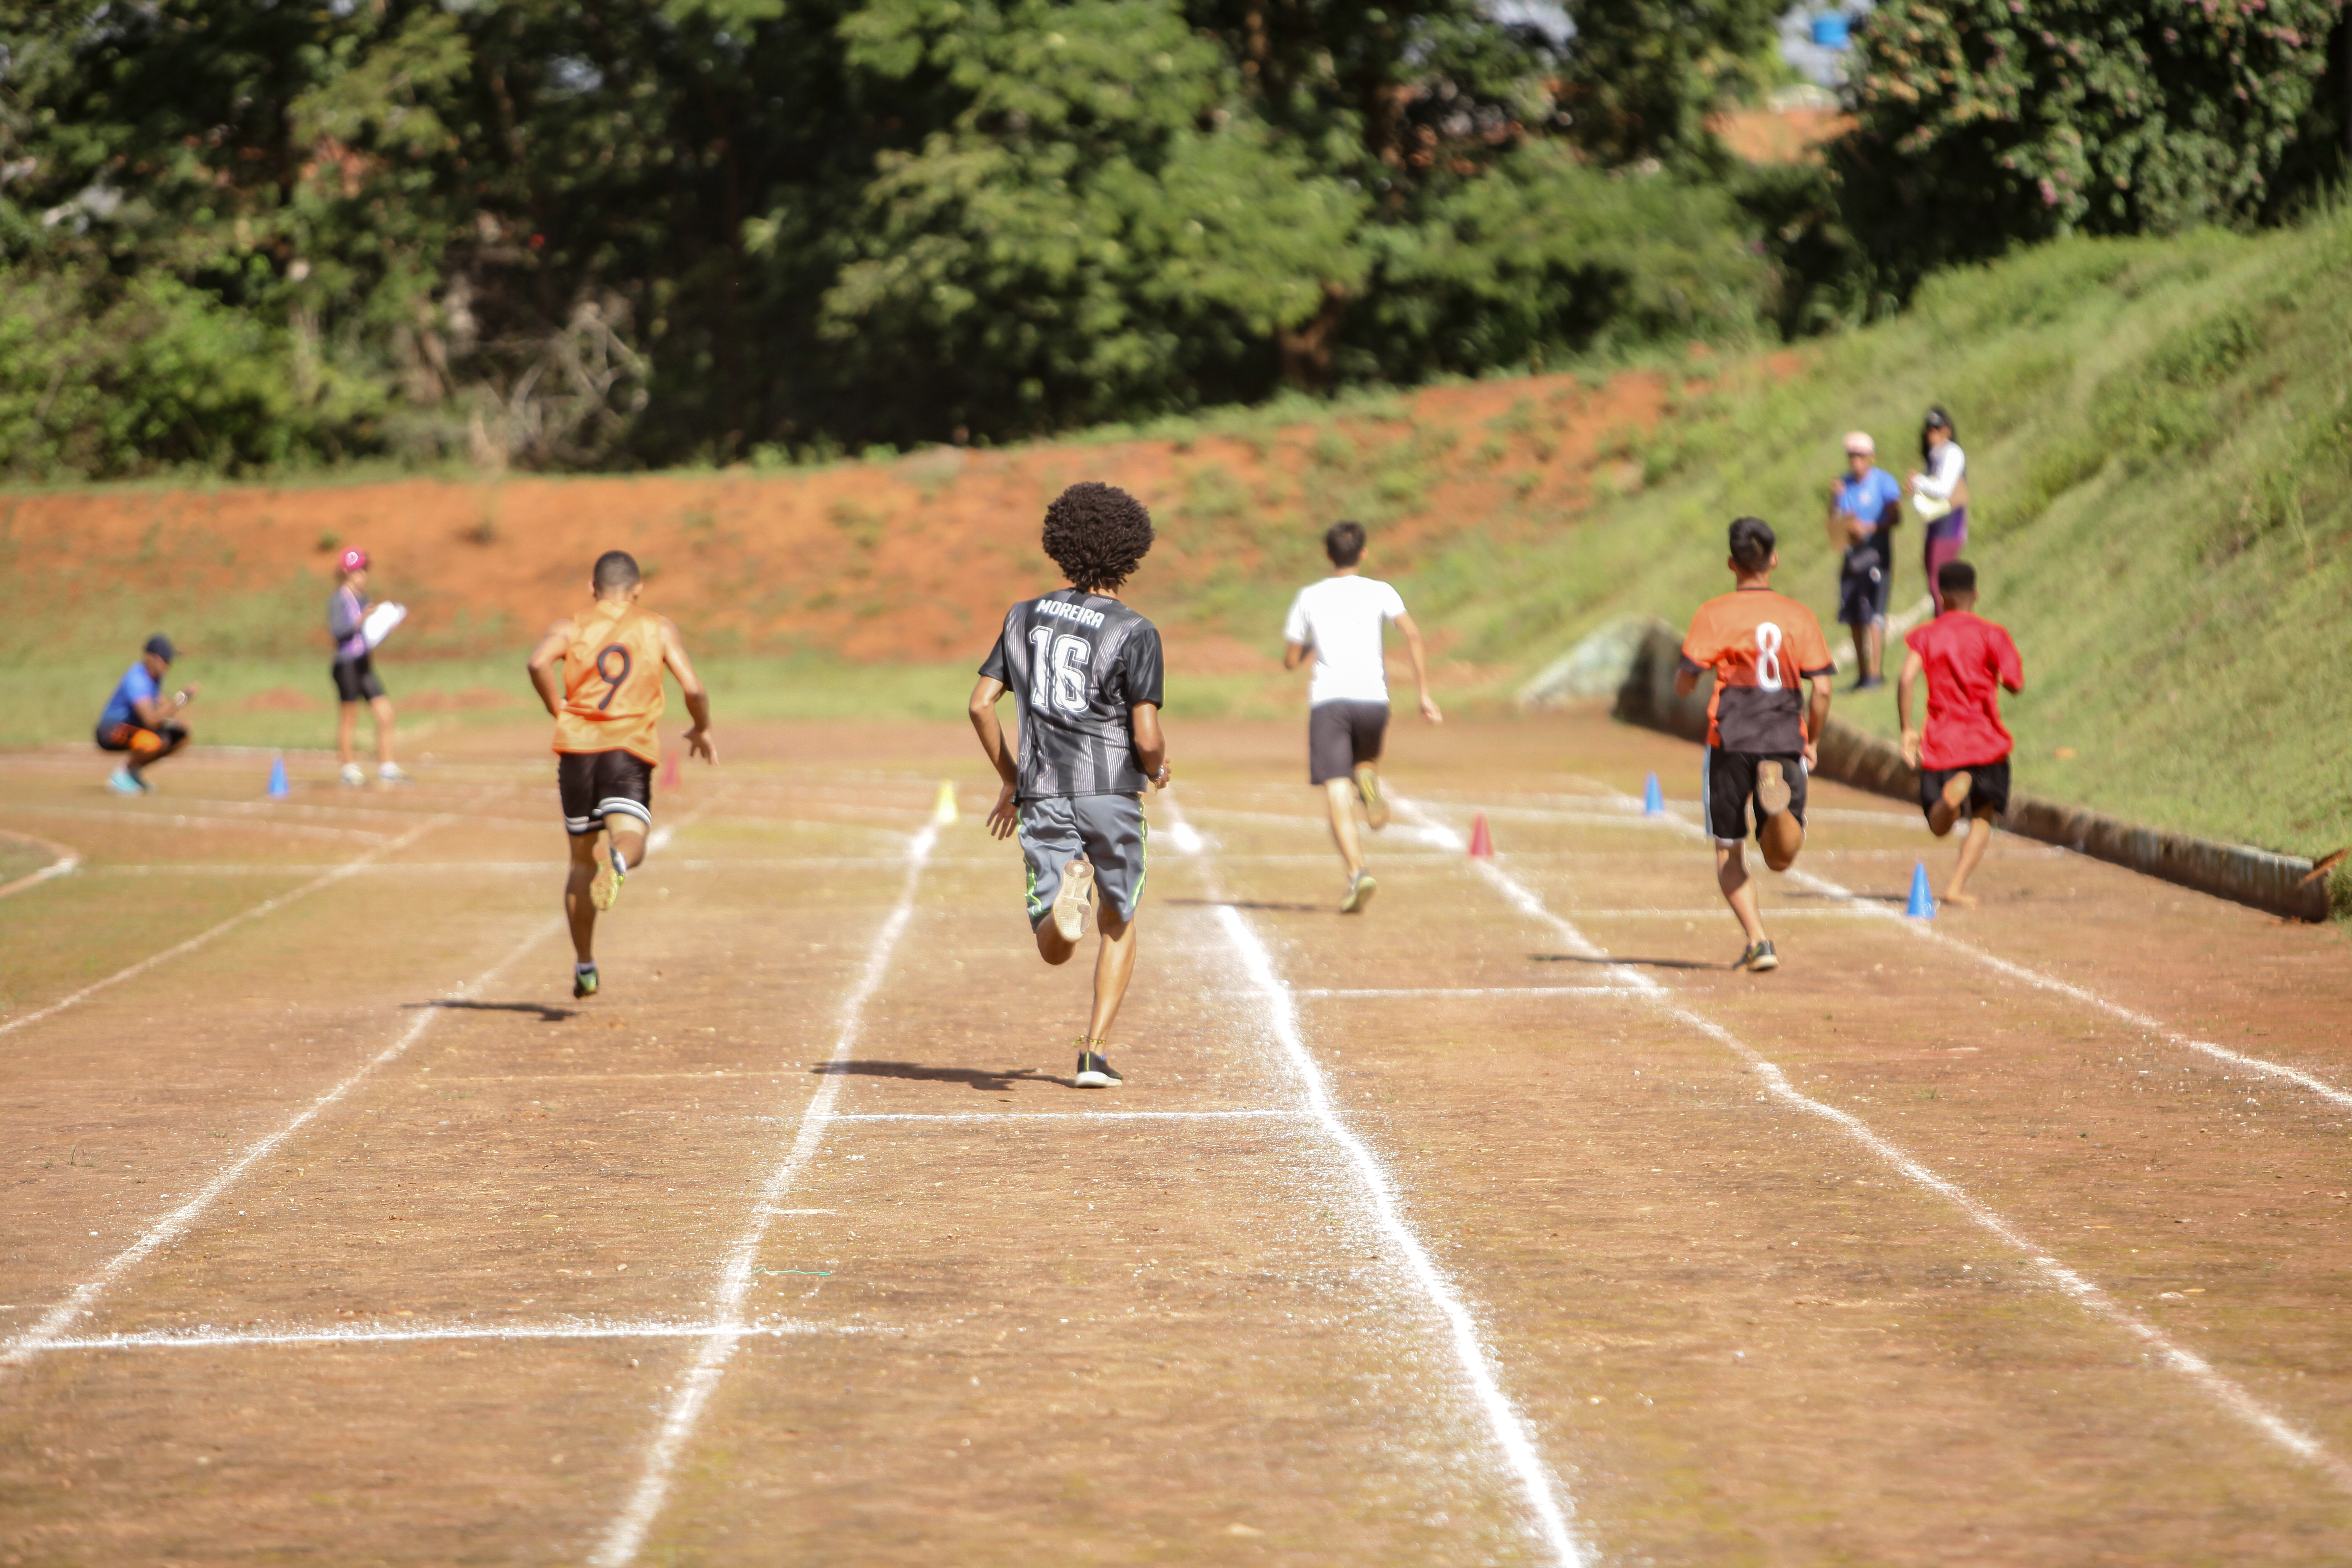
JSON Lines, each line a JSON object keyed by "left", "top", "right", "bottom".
{"left": 1530, "top": 952, "right": 1719, "bottom": 972}
{"left": 1165, "top": 896, "right": 1329, "bottom": 914}
{"left": 412, "top": 999, "right": 580, "bottom": 1023}
{"left": 816, "top": 1060, "right": 1078, "bottom": 1091}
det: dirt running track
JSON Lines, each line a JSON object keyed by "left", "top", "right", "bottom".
{"left": 2, "top": 710, "right": 2349, "bottom": 1566}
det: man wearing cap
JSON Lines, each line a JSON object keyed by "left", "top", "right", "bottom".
{"left": 1826, "top": 431, "right": 1904, "bottom": 690}
{"left": 329, "top": 548, "right": 405, "bottom": 786}
{"left": 96, "top": 635, "right": 199, "bottom": 794}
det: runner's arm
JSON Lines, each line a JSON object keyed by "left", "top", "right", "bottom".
{"left": 130, "top": 684, "right": 196, "bottom": 728}
{"left": 1282, "top": 641, "right": 1310, "bottom": 671}
{"left": 968, "top": 676, "right": 1021, "bottom": 838}
{"left": 658, "top": 616, "right": 716, "bottom": 763}
{"left": 1805, "top": 673, "right": 1833, "bottom": 770}
{"left": 1392, "top": 612, "right": 1443, "bottom": 724}
{"left": 1896, "top": 647, "right": 1926, "bottom": 766}
{"left": 525, "top": 619, "right": 574, "bottom": 717}
{"left": 1130, "top": 701, "right": 1169, "bottom": 788}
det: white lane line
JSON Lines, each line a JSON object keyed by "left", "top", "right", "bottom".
{"left": 1399, "top": 796, "right": 2352, "bottom": 1490}
{"left": 0, "top": 830, "right": 80, "bottom": 900}
{"left": 1297, "top": 985, "right": 1646, "bottom": 998}
{"left": 0, "top": 913, "right": 560, "bottom": 1371}
{"left": 0, "top": 814, "right": 453, "bottom": 1042}
{"left": 589, "top": 823, "right": 937, "bottom": 1568}
{"left": 36, "top": 1317, "right": 856, "bottom": 1354}
{"left": 1589, "top": 779, "right": 2352, "bottom": 1112}
{"left": 1166, "top": 794, "right": 1586, "bottom": 1568}
{"left": 15, "top": 802, "right": 393, "bottom": 841}
{"left": 828, "top": 1109, "right": 1309, "bottom": 1123}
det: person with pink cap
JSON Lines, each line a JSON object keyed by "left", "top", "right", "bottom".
{"left": 1825, "top": 430, "right": 1903, "bottom": 690}
{"left": 327, "top": 547, "right": 405, "bottom": 785}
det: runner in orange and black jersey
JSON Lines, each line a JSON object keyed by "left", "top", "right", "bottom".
{"left": 526, "top": 549, "right": 715, "bottom": 999}
{"left": 1674, "top": 517, "right": 1835, "bottom": 974}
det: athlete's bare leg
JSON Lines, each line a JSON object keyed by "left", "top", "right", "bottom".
{"left": 1943, "top": 810, "right": 1996, "bottom": 905}
{"left": 336, "top": 701, "right": 361, "bottom": 769}
{"left": 1324, "top": 777, "right": 1365, "bottom": 878}
{"left": 565, "top": 832, "right": 602, "bottom": 962}
{"left": 368, "top": 694, "right": 397, "bottom": 766}
{"left": 1085, "top": 908, "right": 1139, "bottom": 1042}
{"left": 609, "top": 821, "right": 648, "bottom": 874}
{"left": 1716, "top": 844, "right": 1767, "bottom": 946}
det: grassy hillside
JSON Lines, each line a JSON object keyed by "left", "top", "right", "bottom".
{"left": 1416, "top": 207, "right": 2352, "bottom": 863}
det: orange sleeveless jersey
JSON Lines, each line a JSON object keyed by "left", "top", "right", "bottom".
{"left": 551, "top": 604, "right": 668, "bottom": 763}
{"left": 1677, "top": 588, "right": 1833, "bottom": 753}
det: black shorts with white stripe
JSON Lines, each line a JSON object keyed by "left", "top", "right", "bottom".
{"left": 557, "top": 750, "right": 655, "bottom": 838}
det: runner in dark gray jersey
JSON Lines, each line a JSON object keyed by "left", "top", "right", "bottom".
{"left": 970, "top": 482, "right": 1171, "bottom": 1089}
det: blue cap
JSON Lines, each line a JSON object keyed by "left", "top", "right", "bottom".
{"left": 144, "top": 634, "right": 176, "bottom": 664}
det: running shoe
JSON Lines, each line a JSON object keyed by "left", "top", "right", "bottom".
{"left": 1339, "top": 870, "right": 1378, "bottom": 914}
{"left": 1756, "top": 760, "right": 1792, "bottom": 818}
{"left": 339, "top": 762, "right": 367, "bottom": 787}
{"left": 1738, "top": 939, "right": 1779, "bottom": 973}
{"left": 573, "top": 963, "right": 600, "bottom": 999}
{"left": 377, "top": 761, "right": 410, "bottom": 784}
{"left": 1051, "top": 858, "right": 1096, "bottom": 943}
{"left": 1357, "top": 769, "right": 1390, "bottom": 830}
{"left": 1074, "top": 1047, "right": 1123, "bottom": 1088}
{"left": 106, "top": 769, "right": 144, "bottom": 796}
{"left": 591, "top": 849, "right": 627, "bottom": 912}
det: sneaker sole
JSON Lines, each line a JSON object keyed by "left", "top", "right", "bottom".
{"left": 591, "top": 867, "right": 624, "bottom": 912}
{"left": 1051, "top": 863, "right": 1095, "bottom": 943}
{"left": 1359, "top": 776, "right": 1390, "bottom": 830}
{"left": 1756, "top": 762, "right": 1792, "bottom": 818}
{"left": 573, "top": 977, "right": 599, "bottom": 998}
{"left": 1747, "top": 950, "right": 1780, "bottom": 972}
{"left": 1074, "top": 1070, "right": 1116, "bottom": 1088}
{"left": 1340, "top": 875, "right": 1378, "bottom": 914}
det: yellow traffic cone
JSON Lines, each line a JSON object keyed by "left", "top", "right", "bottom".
{"left": 932, "top": 781, "right": 959, "bottom": 827}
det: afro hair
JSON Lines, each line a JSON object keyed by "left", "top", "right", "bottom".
{"left": 1041, "top": 482, "right": 1155, "bottom": 593}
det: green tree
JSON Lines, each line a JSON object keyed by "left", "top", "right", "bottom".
{"left": 1834, "top": 0, "right": 2348, "bottom": 283}
{"left": 1559, "top": 0, "right": 1785, "bottom": 167}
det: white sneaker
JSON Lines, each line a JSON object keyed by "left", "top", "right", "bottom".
{"left": 339, "top": 763, "right": 367, "bottom": 787}
{"left": 1051, "top": 859, "right": 1096, "bottom": 942}
{"left": 377, "top": 761, "right": 409, "bottom": 784}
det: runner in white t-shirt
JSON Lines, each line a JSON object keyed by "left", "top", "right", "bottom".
{"left": 1281, "top": 521, "right": 1443, "bottom": 913}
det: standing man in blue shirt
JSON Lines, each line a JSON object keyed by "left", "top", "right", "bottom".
{"left": 1827, "top": 431, "right": 1904, "bottom": 690}
{"left": 96, "top": 634, "right": 198, "bottom": 794}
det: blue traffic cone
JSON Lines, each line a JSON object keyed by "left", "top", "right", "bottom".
{"left": 1905, "top": 860, "right": 1935, "bottom": 918}
{"left": 1643, "top": 771, "right": 1665, "bottom": 816}
{"left": 267, "top": 753, "right": 290, "bottom": 801}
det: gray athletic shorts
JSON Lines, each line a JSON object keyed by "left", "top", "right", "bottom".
{"left": 1019, "top": 793, "right": 1148, "bottom": 930}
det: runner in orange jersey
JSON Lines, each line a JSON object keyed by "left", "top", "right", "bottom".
{"left": 526, "top": 550, "right": 715, "bottom": 998}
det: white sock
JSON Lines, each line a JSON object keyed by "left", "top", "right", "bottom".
{"left": 576, "top": 960, "right": 596, "bottom": 974}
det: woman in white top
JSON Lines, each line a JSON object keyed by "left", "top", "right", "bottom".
{"left": 1907, "top": 406, "right": 1970, "bottom": 614}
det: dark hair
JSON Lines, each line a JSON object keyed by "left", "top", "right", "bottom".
{"left": 593, "top": 550, "right": 642, "bottom": 595}
{"left": 1324, "top": 520, "right": 1366, "bottom": 567}
{"left": 1920, "top": 405, "right": 1955, "bottom": 463}
{"left": 1937, "top": 559, "right": 1977, "bottom": 596}
{"left": 1728, "top": 516, "right": 1776, "bottom": 572}
{"left": 1042, "top": 482, "right": 1155, "bottom": 591}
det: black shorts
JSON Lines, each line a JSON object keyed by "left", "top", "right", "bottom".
{"left": 1702, "top": 747, "right": 1808, "bottom": 846}
{"left": 96, "top": 721, "right": 187, "bottom": 754}
{"left": 331, "top": 653, "right": 386, "bottom": 703}
{"left": 1837, "top": 539, "right": 1890, "bottom": 628}
{"left": 558, "top": 750, "right": 655, "bottom": 838}
{"left": 1919, "top": 760, "right": 2010, "bottom": 822}
{"left": 1308, "top": 700, "right": 1389, "bottom": 784}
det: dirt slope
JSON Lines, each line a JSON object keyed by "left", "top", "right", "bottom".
{"left": 0, "top": 373, "right": 1671, "bottom": 671}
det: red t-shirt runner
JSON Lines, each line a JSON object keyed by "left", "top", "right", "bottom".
{"left": 1903, "top": 610, "right": 2023, "bottom": 769}
{"left": 1679, "top": 588, "right": 1834, "bottom": 753}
